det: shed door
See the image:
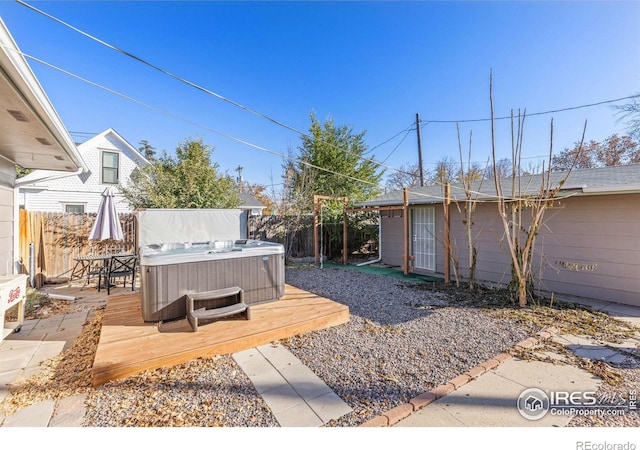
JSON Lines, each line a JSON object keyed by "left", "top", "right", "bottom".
{"left": 412, "top": 206, "right": 435, "bottom": 271}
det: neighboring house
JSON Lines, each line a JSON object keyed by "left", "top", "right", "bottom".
{"left": 0, "top": 18, "right": 87, "bottom": 275}
{"left": 238, "top": 192, "right": 266, "bottom": 216}
{"left": 16, "top": 128, "right": 148, "bottom": 213}
{"left": 357, "top": 164, "right": 640, "bottom": 307}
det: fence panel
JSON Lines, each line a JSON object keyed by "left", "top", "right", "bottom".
{"left": 18, "top": 211, "right": 136, "bottom": 287}
{"left": 248, "top": 214, "right": 378, "bottom": 261}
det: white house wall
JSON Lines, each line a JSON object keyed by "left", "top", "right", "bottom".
{"left": 19, "top": 130, "right": 144, "bottom": 213}
{"left": 0, "top": 157, "right": 15, "bottom": 275}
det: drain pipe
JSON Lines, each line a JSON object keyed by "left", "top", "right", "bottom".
{"left": 357, "top": 215, "right": 382, "bottom": 267}
{"left": 29, "top": 242, "right": 35, "bottom": 287}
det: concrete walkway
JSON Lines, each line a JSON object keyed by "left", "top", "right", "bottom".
{"left": 233, "top": 344, "right": 352, "bottom": 426}
{"left": 0, "top": 311, "right": 92, "bottom": 427}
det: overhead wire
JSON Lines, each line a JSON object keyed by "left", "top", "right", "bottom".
{"left": 417, "top": 94, "right": 640, "bottom": 126}
{"left": 13, "top": 45, "right": 626, "bottom": 205}
{"left": 9, "top": 47, "right": 384, "bottom": 190}
{"left": 7, "top": 47, "right": 583, "bottom": 205}
{"left": 13, "top": 0, "right": 638, "bottom": 204}
{"left": 16, "top": 0, "right": 415, "bottom": 178}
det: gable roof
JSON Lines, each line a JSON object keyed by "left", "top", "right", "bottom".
{"left": 0, "top": 18, "right": 86, "bottom": 173}
{"left": 238, "top": 192, "right": 266, "bottom": 209}
{"left": 358, "top": 164, "right": 640, "bottom": 208}
{"left": 16, "top": 128, "right": 148, "bottom": 185}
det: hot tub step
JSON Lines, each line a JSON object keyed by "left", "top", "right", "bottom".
{"left": 186, "top": 287, "right": 251, "bottom": 332}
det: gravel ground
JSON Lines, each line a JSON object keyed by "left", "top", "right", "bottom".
{"left": 5, "top": 265, "right": 638, "bottom": 427}
{"left": 81, "top": 266, "right": 531, "bottom": 427}
{"left": 282, "top": 266, "right": 532, "bottom": 426}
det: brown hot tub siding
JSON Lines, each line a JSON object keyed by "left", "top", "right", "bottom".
{"left": 140, "top": 253, "right": 285, "bottom": 322}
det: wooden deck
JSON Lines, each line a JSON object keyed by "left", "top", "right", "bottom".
{"left": 91, "top": 284, "right": 350, "bottom": 386}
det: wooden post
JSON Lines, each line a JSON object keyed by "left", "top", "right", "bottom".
{"left": 313, "top": 195, "right": 319, "bottom": 266}
{"left": 444, "top": 183, "right": 451, "bottom": 284}
{"left": 342, "top": 198, "right": 348, "bottom": 265}
{"left": 403, "top": 187, "right": 409, "bottom": 276}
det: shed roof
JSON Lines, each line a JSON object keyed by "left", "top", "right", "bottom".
{"left": 357, "top": 164, "right": 640, "bottom": 208}
{"left": 238, "top": 192, "right": 266, "bottom": 209}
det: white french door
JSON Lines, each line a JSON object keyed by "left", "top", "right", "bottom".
{"left": 411, "top": 206, "right": 435, "bottom": 271}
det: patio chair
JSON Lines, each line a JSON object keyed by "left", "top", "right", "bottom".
{"left": 99, "top": 254, "right": 138, "bottom": 295}
{"left": 86, "top": 260, "right": 105, "bottom": 289}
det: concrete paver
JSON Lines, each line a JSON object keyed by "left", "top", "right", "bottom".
{"left": 395, "top": 358, "right": 601, "bottom": 427}
{"left": 1, "top": 400, "right": 55, "bottom": 427}
{"left": 233, "top": 343, "right": 353, "bottom": 426}
{"left": 390, "top": 296, "right": 640, "bottom": 428}
{"left": 49, "top": 393, "right": 87, "bottom": 427}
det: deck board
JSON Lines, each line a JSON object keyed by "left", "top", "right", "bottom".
{"left": 91, "top": 284, "right": 350, "bottom": 386}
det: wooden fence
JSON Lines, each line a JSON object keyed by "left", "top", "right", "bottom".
{"left": 248, "top": 214, "right": 378, "bottom": 261}
{"left": 18, "top": 210, "right": 377, "bottom": 288}
{"left": 18, "top": 210, "right": 136, "bottom": 288}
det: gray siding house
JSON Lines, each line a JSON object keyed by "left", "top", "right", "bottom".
{"left": 357, "top": 164, "right": 640, "bottom": 307}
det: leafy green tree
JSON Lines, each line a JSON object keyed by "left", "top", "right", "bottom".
{"left": 15, "top": 165, "right": 32, "bottom": 178}
{"left": 288, "top": 113, "right": 384, "bottom": 212}
{"left": 120, "top": 137, "right": 240, "bottom": 210}
{"left": 138, "top": 140, "right": 156, "bottom": 161}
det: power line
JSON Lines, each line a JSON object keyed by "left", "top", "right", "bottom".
{"left": 12, "top": 48, "right": 384, "bottom": 190}
{"left": 418, "top": 94, "right": 640, "bottom": 126}
{"left": 17, "top": 0, "right": 414, "bottom": 178}
{"left": 11, "top": 46, "right": 569, "bottom": 204}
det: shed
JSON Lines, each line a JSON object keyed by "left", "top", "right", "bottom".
{"left": 356, "top": 164, "right": 640, "bottom": 307}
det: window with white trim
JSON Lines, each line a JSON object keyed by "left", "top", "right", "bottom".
{"left": 102, "top": 151, "right": 119, "bottom": 184}
{"left": 64, "top": 204, "right": 85, "bottom": 214}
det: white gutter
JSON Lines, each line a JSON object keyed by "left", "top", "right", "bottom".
{"left": 581, "top": 185, "right": 640, "bottom": 194}
{"left": 14, "top": 166, "right": 84, "bottom": 187}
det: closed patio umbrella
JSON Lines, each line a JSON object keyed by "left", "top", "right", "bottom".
{"left": 89, "top": 187, "right": 124, "bottom": 241}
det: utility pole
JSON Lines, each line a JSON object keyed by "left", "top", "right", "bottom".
{"left": 235, "top": 165, "right": 244, "bottom": 192}
{"left": 416, "top": 113, "right": 424, "bottom": 186}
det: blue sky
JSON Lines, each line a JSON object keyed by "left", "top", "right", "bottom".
{"left": 1, "top": 1, "right": 639, "bottom": 194}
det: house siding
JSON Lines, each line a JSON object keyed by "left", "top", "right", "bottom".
{"left": 19, "top": 129, "right": 145, "bottom": 213}
{"left": 0, "top": 157, "right": 15, "bottom": 275}
{"left": 441, "top": 194, "right": 640, "bottom": 306}
{"left": 378, "top": 192, "right": 639, "bottom": 306}
{"left": 380, "top": 212, "right": 405, "bottom": 267}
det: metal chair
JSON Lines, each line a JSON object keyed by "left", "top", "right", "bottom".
{"left": 99, "top": 254, "right": 137, "bottom": 295}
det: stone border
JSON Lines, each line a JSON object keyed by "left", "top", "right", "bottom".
{"left": 359, "top": 326, "right": 561, "bottom": 427}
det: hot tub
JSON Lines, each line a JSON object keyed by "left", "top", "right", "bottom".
{"left": 139, "top": 239, "right": 285, "bottom": 322}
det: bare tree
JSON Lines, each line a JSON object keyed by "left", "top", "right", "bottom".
{"left": 552, "top": 133, "right": 639, "bottom": 170}
{"left": 386, "top": 162, "right": 426, "bottom": 190}
{"left": 456, "top": 123, "right": 485, "bottom": 289}
{"left": 613, "top": 94, "right": 640, "bottom": 140}
{"left": 489, "top": 71, "right": 585, "bottom": 306}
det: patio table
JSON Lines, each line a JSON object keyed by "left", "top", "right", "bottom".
{"left": 71, "top": 253, "right": 136, "bottom": 288}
